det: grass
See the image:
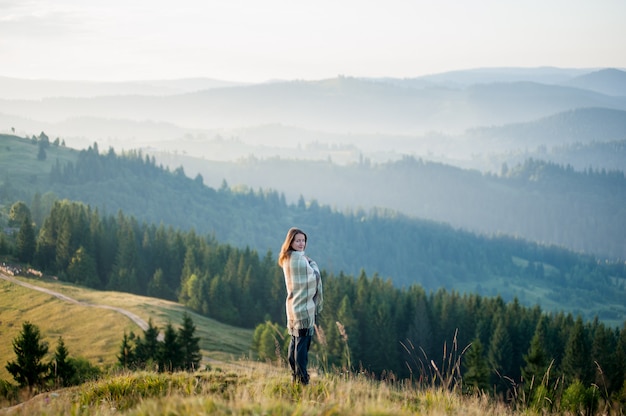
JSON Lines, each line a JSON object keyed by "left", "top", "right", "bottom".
{"left": 0, "top": 134, "right": 78, "bottom": 187}
{"left": 0, "top": 274, "right": 254, "bottom": 381}
{"left": 0, "top": 279, "right": 131, "bottom": 381}
{"left": 1, "top": 274, "right": 620, "bottom": 415}
{"left": 1, "top": 365, "right": 523, "bottom": 416}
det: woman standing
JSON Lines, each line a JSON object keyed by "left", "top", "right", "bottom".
{"left": 278, "top": 227, "right": 323, "bottom": 385}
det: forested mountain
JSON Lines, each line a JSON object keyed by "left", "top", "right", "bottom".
{"left": 1, "top": 134, "right": 625, "bottom": 327}
{"left": 2, "top": 177, "right": 625, "bottom": 400}
{"left": 465, "top": 107, "right": 626, "bottom": 149}
{"left": 153, "top": 146, "right": 626, "bottom": 260}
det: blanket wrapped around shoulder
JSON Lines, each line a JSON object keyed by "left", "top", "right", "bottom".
{"left": 283, "top": 251, "right": 323, "bottom": 335}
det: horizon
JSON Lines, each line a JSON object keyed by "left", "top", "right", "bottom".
{"left": 1, "top": 65, "right": 620, "bottom": 84}
{"left": 1, "top": 0, "right": 625, "bottom": 83}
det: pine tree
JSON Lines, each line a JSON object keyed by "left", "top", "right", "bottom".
{"left": 522, "top": 317, "right": 551, "bottom": 394}
{"left": 561, "top": 316, "right": 593, "bottom": 385}
{"left": 51, "top": 337, "right": 75, "bottom": 387}
{"left": 67, "top": 246, "right": 99, "bottom": 287}
{"left": 16, "top": 216, "right": 36, "bottom": 264}
{"left": 5, "top": 321, "right": 50, "bottom": 391}
{"left": 135, "top": 319, "right": 160, "bottom": 370}
{"left": 178, "top": 312, "right": 201, "bottom": 371}
{"left": 463, "top": 337, "right": 490, "bottom": 393}
{"left": 336, "top": 295, "right": 359, "bottom": 370}
{"left": 158, "top": 323, "right": 183, "bottom": 372}
{"left": 609, "top": 323, "right": 626, "bottom": 396}
{"left": 487, "top": 316, "right": 513, "bottom": 392}
{"left": 117, "top": 331, "right": 137, "bottom": 369}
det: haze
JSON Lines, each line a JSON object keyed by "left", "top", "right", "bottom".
{"left": 1, "top": 0, "right": 625, "bottom": 83}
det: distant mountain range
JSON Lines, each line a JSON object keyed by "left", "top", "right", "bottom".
{"left": 564, "top": 68, "right": 626, "bottom": 96}
{"left": 0, "top": 76, "right": 246, "bottom": 100}
{"left": 1, "top": 68, "right": 624, "bottom": 135}
{"left": 1, "top": 67, "right": 625, "bottom": 176}
{"left": 1, "top": 68, "right": 624, "bottom": 261}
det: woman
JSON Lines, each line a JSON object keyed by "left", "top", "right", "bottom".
{"left": 278, "top": 227, "right": 323, "bottom": 385}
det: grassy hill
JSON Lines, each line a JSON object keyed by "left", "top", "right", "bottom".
{"left": 2, "top": 276, "right": 614, "bottom": 415}
{"left": 2, "top": 133, "right": 626, "bottom": 327}
{"left": 0, "top": 274, "right": 253, "bottom": 382}
{"left": 1, "top": 275, "right": 622, "bottom": 414}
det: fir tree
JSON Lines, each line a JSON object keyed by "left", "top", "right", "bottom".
{"left": 522, "top": 317, "right": 551, "bottom": 394}
{"left": 16, "top": 215, "right": 36, "bottom": 264}
{"left": 117, "top": 331, "right": 137, "bottom": 369}
{"left": 158, "top": 323, "right": 183, "bottom": 372}
{"left": 5, "top": 322, "right": 50, "bottom": 391}
{"left": 135, "top": 319, "right": 160, "bottom": 370}
{"left": 487, "top": 316, "right": 513, "bottom": 392}
{"left": 561, "top": 316, "right": 593, "bottom": 385}
{"left": 463, "top": 337, "right": 490, "bottom": 393}
{"left": 51, "top": 337, "right": 75, "bottom": 387}
{"left": 178, "top": 312, "right": 201, "bottom": 371}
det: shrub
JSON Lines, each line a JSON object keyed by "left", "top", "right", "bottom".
{"left": 560, "top": 379, "right": 599, "bottom": 415}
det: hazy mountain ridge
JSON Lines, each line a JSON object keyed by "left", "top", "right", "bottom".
{"left": 2, "top": 68, "right": 625, "bottom": 172}
{"left": 565, "top": 68, "right": 626, "bottom": 96}
{"left": 2, "top": 69, "right": 625, "bottom": 137}
{"left": 1, "top": 68, "right": 624, "bottom": 261}
{"left": 0, "top": 76, "right": 246, "bottom": 100}
{"left": 150, "top": 151, "right": 626, "bottom": 260}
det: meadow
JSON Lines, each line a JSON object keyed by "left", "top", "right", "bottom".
{"left": 2, "top": 274, "right": 620, "bottom": 415}
{"left": 0, "top": 275, "right": 253, "bottom": 382}
{"left": 2, "top": 364, "right": 526, "bottom": 416}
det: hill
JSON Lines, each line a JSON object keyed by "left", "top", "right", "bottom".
{"left": 0, "top": 273, "right": 253, "bottom": 382}
{"left": 2, "top": 73, "right": 626, "bottom": 140}
{"left": 151, "top": 146, "right": 626, "bottom": 261}
{"left": 1, "top": 134, "right": 625, "bottom": 327}
{"left": 0, "top": 76, "right": 245, "bottom": 100}
{"left": 565, "top": 68, "right": 626, "bottom": 96}
{"left": 465, "top": 107, "right": 626, "bottom": 149}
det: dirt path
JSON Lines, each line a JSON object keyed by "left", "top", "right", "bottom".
{"left": 0, "top": 272, "right": 151, "bottom": 332}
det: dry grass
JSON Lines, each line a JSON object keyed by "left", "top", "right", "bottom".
{"left": 0, "top": 275, "right": 254, "bottom": 381}
{"left": 0, "top": 363, "right": 523, "bottom": 416}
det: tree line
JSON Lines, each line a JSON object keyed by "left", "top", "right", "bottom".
{"left": 117, "top": 312, "right": 202, "bottom": 373}
{"left": 3, "top": 313, "right": 202, "bottom": 394}
{"left": 2, "top": 138, "right": 625, "bottom": 324}
{"left": 1, "top": 198, "right": 625, "bottom": 408}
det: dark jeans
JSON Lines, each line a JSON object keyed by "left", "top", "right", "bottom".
{"left": 288, "top": 330, "right": 312, "bottom": 384}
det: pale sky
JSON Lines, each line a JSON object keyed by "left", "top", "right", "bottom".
{"left": 1, "top": 0, "right": 625, "bottom": 83}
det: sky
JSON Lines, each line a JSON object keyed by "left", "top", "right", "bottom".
{"left": 1, "top": 0, "right": 625, "bottom": 83}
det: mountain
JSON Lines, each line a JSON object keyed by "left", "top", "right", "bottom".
{"left": 2, "top": 67, "right": 625, "bottom": 175}
{"left": 150, "top": 151, "right": 626, "bottom": 260}
{"left": 0, "top": 76, "right": 246, "bottom": 100}
{"left": 565, "top": 68, "right": 626, "bottom": 96}
{"left": 2, "top": 74, "right": 626, "bottom": 138}
{"left": 410, "top": 67, "right": 593, "bottom": 87}
{"left": 462, "top": 107, "right": 626, "bottom": 155}
{"left": 1, "top": 134, "right": 625, "bottom": 327}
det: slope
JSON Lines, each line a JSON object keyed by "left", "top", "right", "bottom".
{"left": 0, "top": 273, "right": 253, "bottom": 381}
{"left": 1, "top": 134, "right": 625, "bottom": 325}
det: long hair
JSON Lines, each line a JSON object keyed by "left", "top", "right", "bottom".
{"left": 278, "top": 227, "right": 307, "bottom": 267}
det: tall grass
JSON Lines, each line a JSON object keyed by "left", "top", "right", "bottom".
{"left": 2, "top": 332, "right": 622, "bottom": 415}
{"left": 1, "top": 364, "right": 520, "bottom": 416}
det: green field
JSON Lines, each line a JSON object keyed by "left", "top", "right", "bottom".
{"left": 0, "top": 274, "right": 254, "bottom": 381}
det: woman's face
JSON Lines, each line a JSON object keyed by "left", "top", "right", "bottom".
{"left": 291, "top": 233, "right": 306, "bottom": 251}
